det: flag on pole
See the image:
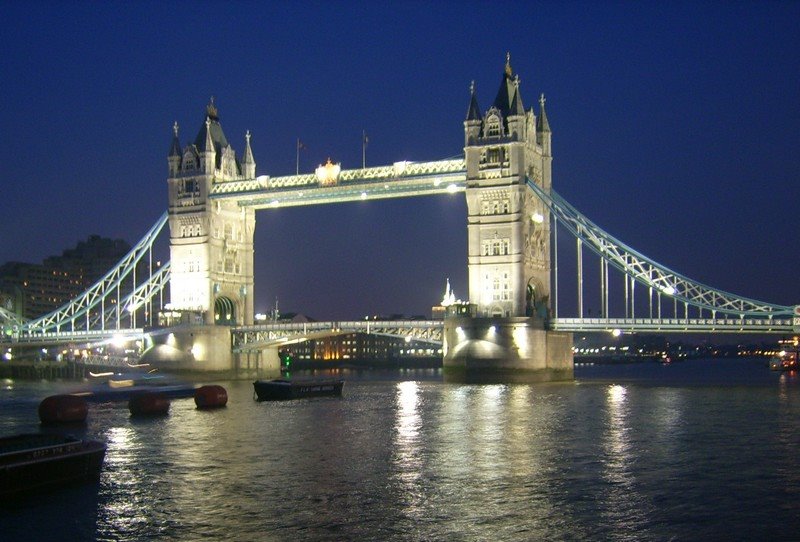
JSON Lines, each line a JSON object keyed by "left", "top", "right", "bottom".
{"left": 362, "top": 130, "right": 368, "bottom": 169}
{"left": 296, "top": 138, "right": 307, "bottom": 175}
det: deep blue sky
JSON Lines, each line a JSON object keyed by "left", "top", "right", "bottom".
{"left": 2, "top": 1, "right": 799, "bottom": 320}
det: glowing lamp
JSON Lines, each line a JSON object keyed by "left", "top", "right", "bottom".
{"left": 316, "top": 158, "right": 341, "bottom": 185}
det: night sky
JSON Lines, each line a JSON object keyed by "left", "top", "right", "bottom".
{"left": 2, "top": 1, "right": 799, "bottom": 321}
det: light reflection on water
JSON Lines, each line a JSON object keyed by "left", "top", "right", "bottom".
{"left": 0, "top": 359, "right": 799, "bottom": 541}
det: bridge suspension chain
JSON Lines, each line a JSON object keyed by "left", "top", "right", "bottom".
{"left": 17, "top": 212, "right": 170, "bottom": 337}
{"left": 526, "top": 178, "right": 793, "bottom": 319}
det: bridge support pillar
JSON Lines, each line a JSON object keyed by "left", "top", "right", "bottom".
{"left": 140, "top": 325, "right": 233, "bottom": 372}
{"left": 442, "top": 317, "right": 573, "bottom": 383}
{"left": 234, "top": 347, "right": 280, "bottom": 376}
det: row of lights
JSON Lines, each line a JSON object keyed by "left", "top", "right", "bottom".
{"left": 268, "top": 180, "right": 460, "bottom": 208}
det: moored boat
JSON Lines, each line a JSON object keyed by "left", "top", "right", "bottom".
{"left": 253, "top": 379, "right": 344, "bottom": 401}
{"left": 770, "top": 337, "right": 799, "bottom": 371}
{"left": 71, "top": 371, "right": 197, "bottom": 403}
{"left": 0, "top": 433, "right": 106, "bottom": 501}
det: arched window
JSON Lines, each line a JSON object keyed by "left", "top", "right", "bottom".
{"left": 485, "top": 114, "right": 502, "bottom": 138}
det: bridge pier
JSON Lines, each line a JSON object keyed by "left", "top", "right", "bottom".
{"left": 141, "top": 325, "right": 233, "bottom": 372}
{"left": 140, "top": 324, "right": 282, "bottom": 377}
{"left": 442, "top": 317, "right": 573, "bottom": 383}
{"left": 234, "top": 346, "right": 280, "bottom": 376}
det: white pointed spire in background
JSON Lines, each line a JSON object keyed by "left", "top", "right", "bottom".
{"left": 442, "top": 278, "right": 456, "bottom": 307}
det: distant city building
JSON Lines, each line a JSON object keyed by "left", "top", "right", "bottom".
{"left": 285, "top": 332, "right": 440, "bottom": 363}
{"left": 0, "top": 235, "right": 132, "bottom": 319}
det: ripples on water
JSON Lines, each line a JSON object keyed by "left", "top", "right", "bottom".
{"left": 1, "top": 359, "right": 799, "bottom": 541}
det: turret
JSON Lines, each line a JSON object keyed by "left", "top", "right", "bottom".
{"left": 506, "top": 76, "right": 526, "bottom": 140}
{"left": 464, "top": 81, "right": 482, "bottom": 146}
{"left": 537, "top": 93, "right": 552, "bottom": 157}
{"left": 241, "top": 130, "right": 256, "bottom": 179}
{"left": 168, "top": 121, "right": 182, "bottom": 177}
{"left": 201, "top": 117, "right": 216, "bottom": 173}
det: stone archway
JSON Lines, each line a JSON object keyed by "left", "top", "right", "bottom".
{"left": 214, "top": 296, "right": 236, "bottom": 326}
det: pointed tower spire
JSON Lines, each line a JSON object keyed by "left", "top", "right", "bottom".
{"left": 242, "top": 130, "right": 256, "bottom": 178}
{"left": 537, "top": 93, "right": 551, "bottom": 133}
{"left": 168, "top": 121, "right": 182, "bottom": 176}
{"left": 464, "top": 80, "right": 482, "bottom": 146}
{"left": 466, "top": 80, "right": 482, "bottom": 121}
{"left": 169, "top": 121, "right": 181, "bottom": 157}
{"left": 493, "top": 52, "right": 517, "bottom": 116}
{"left": 508, "top": 75, "right": 525, "bottom": 116}
{"left": 206, "top": 95, "right": 219, "bottom": 121}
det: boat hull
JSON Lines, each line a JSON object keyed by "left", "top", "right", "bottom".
{"left": 0, "top": 434, "right": 106, "bottom": 501}
{"left": 253, "top": 379, "right": 344, "bottom": 401}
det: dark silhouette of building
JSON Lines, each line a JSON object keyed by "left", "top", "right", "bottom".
{"left": 0, "top": 235, "right": 131, "bottom": 318}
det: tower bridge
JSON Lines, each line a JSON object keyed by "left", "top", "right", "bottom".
{"left": 2, "top": 55, "right": 798, "bottom": 379}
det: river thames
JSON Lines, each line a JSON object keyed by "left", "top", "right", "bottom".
{"left": 1, "top": 358, "right": 798, "bottom": 541}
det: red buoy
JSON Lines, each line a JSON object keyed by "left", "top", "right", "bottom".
{"left": 128, "top": 392, "right": 170, "bottom": 416}
{"left": 38, "top": 394, "right": 88, "bottom": 424}
{"left": 194, "top": 385, "right": 228, "bottom": 409}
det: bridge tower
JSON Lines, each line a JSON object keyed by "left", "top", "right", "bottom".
{"left": 444, "top": 55, "right": 572, "bottom": 382}
{"left": 464, "top": 54, "right": 552, "bottom": 318}
{"left": 166, "top": 100, "right": 256, "bottom": 326}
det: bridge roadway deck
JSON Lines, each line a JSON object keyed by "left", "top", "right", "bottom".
{"left": 232, "top": 320, "right": 445, "bottom": 351}
{"left": 4, "top": 316, "right": 796, "bottom": 350}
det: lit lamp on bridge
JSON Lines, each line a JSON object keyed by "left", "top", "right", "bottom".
{"left": 315, "top": 158, "right": 341, "bottom": 186}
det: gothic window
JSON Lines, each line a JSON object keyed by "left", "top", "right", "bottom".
{"left": 224, "top": 223, "right": 233, "bottom": 240}
{"left": 482, "top": 237, "right": 511, "bottom": 256}
{"left": 485, "top": 114, "right": 502, "bottom": 138}
{"left": 182, "top": 154, "right": 196, "bottom": 171}
{"left": 487, "top": 147, "right": 502, "bottom": 164}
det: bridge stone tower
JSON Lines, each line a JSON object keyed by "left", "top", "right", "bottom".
{"left": 464, "top": 54, "right": 552, "bottom": 318}
{"left": 166, "top": 100, "right": 256, "bottom": 326}
{"left": 444, "top": 56, "right": 572, "bottom": 382}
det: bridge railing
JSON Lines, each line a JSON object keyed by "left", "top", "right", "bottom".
{"left": 552, "top": 317, "right": 795, "bottom": 333}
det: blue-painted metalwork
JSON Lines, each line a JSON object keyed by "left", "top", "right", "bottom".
{"left": 526, "top": 178, "right": 794, "bottom": 321}
{"left": 3, "top": 160, "right": 798, "bottom": 349}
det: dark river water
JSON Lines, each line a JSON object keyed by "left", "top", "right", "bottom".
{"left": 1, "top": 358, "right": 799, "bottom": 541}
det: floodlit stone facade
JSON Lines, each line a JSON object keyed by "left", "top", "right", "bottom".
{"left": 166, "top": 101, "right": 255, "bottom": 325}
{"left": 464, "top": 54, "right": 552, "bottom": 319}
